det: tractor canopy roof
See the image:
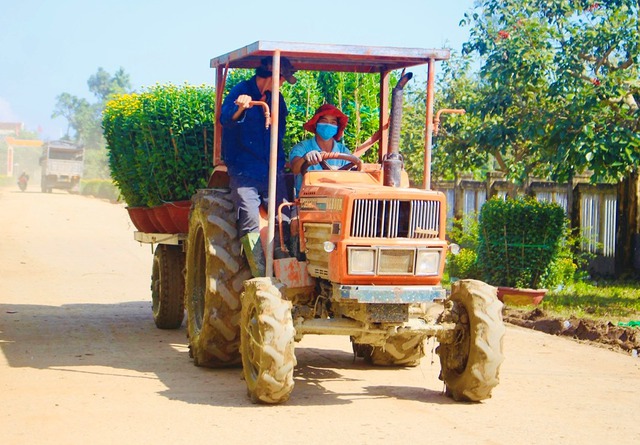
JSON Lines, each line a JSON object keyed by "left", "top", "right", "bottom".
{"left": 210, "top": 41, "right": 450, "bottom": 73}
{"left": 209, "top": 41, "right": 452, "bottom": 190}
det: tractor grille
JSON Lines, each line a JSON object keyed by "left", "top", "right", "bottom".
{"left": 351, "top": 199, "right": 441, "bottom": 239}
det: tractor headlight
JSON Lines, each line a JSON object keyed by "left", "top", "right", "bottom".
{"left": 378, "top": 249, "right": 415, "bottom": 275}
{"left": 415, "top": 249, "right": 441, "bottom": 276}
{"left": 348, "top": 247, "right": 376, "bottom": 275}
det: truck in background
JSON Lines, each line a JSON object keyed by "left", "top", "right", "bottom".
{"left": 40, "top": 140, "right": 84, "bottom": 193}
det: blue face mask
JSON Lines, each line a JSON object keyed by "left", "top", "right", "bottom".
{"left": 316, "top": 123, "right": 338, "bottom": 141}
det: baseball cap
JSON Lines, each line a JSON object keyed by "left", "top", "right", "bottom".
{"left": 257, "top": 56, "right": 297, "bottom": 84}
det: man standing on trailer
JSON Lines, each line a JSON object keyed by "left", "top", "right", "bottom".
{"left": 220, "top": 56, "right": 297, "bottom": 268}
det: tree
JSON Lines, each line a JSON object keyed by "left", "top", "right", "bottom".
{"left": 437, "top": 0, "right": 640, "bottom": 275}
{"left": 52, "top": 67, "right": 132, "bottom": 149}
{"left": 441, "top": 0, "right": 640, "bottom": 185}
{"left": 88, "top": 67, "right": 130, "bottom": 101}
{"left": 51, "top": 92, "right": 91, "bottom": 140}
{"left": 545, "top": 0, "right": 639, "bottom": 182}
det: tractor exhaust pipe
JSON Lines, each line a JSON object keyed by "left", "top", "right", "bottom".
{"left": 383, "top": 71, "right": 413, "bottom": 187}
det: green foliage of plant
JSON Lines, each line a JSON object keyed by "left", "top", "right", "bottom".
{"left": 538, "top": 225, "right": 596, "bottom": 289}
{"left": 80, "top": 179, "right": 120, "bottom": 201}
{"left": 445, "top": 210, "right": 588, "bottom": 288}
{"left": 447, "top": 248, "right": 482, "bottom": 281}
{"left": 445, "top": 216, "right": 483, "bottom": 280}
{"left": 450, "top": 0, "right": 640, "bottom": 184}
{"left": 102, "top": 84, "right": 214, "bottom": 207}
{"left": 478, "top": 197, "right": 566, "bottom": 288}
{"left": 431, "top": 53, "right": 490, "bottom": 182}
{"left": 54, "top": 67, "right": 132, "bottom": 149}
{"left": 83, "top": 147, "right": 111, "bottom": 179}
{"left": 448, "top": 215, "right": 480, "bottom": 250}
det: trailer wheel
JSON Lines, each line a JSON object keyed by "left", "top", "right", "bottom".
{"left": 151, "top": 244, "right": 185, "bottom": 329}
{"left": 185, "top": 189, "right": 250, "bottom": 367}
{"left": 436, "top": 279, "right": 505, "bottom": 402}
{"left": 352, "top": 331, "right": 426, "bottom": 367}
{"left": 241, "top": 278, "right": 296, "bottom": 404}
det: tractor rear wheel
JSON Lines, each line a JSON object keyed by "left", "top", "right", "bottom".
{"left": 241, "top": 278, "right": 296, "bottom": 404}
{"left": 370, "top": 332, "right": 426, "bottom": 367}
{"left": 151, "top": 244, "right": 185, "bottom": 329}
{"left": 436, "top": 279, "right": 505, "bottom": 402}
{"left": 352, "top": 332, "right": 426, "bottom": 367}
{"left": 185, "top": 189, "right": 251, "bottom": 367}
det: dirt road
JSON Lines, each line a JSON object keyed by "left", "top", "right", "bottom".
{"left": 1, "top": 187, "right": 639, "bottom": 445}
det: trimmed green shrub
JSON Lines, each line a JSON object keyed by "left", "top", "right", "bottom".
{"left": 80, "top": 179, "right": 98, "bottom": 196}
{"left": 103, "top": 83, "right": 215, "bottom": 207}
{"left": 478, "top": 197, "right": 566, "bottom": 289}
{"left": 97, "top": 180, "right": 120, "bottom": 201}
{"left": 445, "top": 216, "right": 482, "bottom": 280}
{"left": 448, "top": 248, "right": 482, "bottom": 280}
{"left": 80, "top": 179, "right": 120, "bottom": 201}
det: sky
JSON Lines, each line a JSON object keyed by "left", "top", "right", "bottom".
{"left": 0, "top": 0, "right": 476, "bottom": 140}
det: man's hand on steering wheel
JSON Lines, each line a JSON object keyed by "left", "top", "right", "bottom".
{"left": 303, "top": 151, "right": 324, "bottom": 166}
{"left": 300, "top": 151, "right": 362, "bottom": 175}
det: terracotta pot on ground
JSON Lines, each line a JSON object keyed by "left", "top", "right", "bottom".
{"left": 497, "top": 287, "right": 547, "bottom": 306}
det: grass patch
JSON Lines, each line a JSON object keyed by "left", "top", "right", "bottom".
{"left": 541, "top": 280, "right": 640, "bottom": 323}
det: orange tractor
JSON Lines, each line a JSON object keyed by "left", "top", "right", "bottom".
{"left": 147, "top": 41, "right": 505, "bottom": 404}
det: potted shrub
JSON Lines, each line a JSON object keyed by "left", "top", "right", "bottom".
{"left": 477, "top": 196, "right": 566, "bottom": 305}
{"left": 103, "top": 84, "right": 215, "bottom": 233}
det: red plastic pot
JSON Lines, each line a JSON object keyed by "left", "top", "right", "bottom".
{"left": 152, "top": 204, "right": 181, "bottom": 233}
{"left": 126, "top": 206, "right": 159, "bottom": 233}
{"left": 164, "top": 200, "right": 191, "bottom": 233}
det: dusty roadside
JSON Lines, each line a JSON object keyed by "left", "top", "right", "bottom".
{"left": 504, "top": 307, "right": 640, "bottom": 354}
{"left": 1, "top": 187, "right": 640, "bottom": 445}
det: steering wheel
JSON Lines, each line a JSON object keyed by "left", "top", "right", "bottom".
{"left": 300, "top": 152, "right": 363, "bottom": 175}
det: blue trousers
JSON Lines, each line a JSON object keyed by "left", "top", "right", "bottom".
{"left": 229, "top": 174, "right": 290, "bottom": 239}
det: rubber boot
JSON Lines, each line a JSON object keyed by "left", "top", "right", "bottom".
{"left": 240, "top": 232, "right": 265, "bottom": 277}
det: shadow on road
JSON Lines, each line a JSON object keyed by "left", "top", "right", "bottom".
{"left": 0, "top": 301, "right": 449, "bottom": 407}
{"left": 293, "top": 347, "right": 450, "bottom": 406}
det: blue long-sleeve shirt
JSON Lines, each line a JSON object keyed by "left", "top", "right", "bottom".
{"left": 220, "top": 76, "right": 288, "bottom": 181}
{"left": 289, "top": 137, "right": 351, "bottom": 194}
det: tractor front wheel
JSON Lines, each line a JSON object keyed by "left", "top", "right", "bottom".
{"left": 241, "top": 278, "right": 296, "bottom": 404}
{"left": 436, "top": 279, "right": 505, "bottom": 402}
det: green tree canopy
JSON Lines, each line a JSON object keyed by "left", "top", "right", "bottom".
{"left": 52, "top": 67, "right": 132, "bottom": 149}
{"left": 435, "top": 0, "right": 639, "bottom": 184}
